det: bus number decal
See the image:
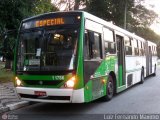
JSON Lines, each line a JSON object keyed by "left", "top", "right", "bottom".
{"left": 54, "top": 76, "right": 64, "bottom": 80}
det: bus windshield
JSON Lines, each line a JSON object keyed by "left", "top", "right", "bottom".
{"left": 17, "top": 27, "right": 79, "bottom": 72}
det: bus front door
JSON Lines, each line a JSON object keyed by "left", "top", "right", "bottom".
{"left": 116, "top": 35, "right": 126, "bottom": 87}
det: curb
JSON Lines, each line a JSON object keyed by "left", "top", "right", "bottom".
{"left": 0, "top": 106, "right": 9, "bottom": 114}
{"left": 0, "top": 101, "right": 30, "bottom": 114}
{"left": 7, "top": 101, "right": 29, "bottom": 111}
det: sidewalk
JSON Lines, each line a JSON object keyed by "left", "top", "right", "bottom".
{"left": 0, "top": 82, "right": 29, "bottom": 113}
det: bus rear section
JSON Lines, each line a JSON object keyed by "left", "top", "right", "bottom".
{"left": 145, "top": 41, "right": 157, "bottom": 76}
{"left": 14, "top": 12, "right": 86, "bottom": 103}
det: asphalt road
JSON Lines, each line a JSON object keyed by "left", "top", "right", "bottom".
{"left": 3, "top": 67, "right": 160, "bottom": 120}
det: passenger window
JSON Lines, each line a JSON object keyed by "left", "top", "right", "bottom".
{"left": 155, "top": 47, "right": 157, "bottom": 56}
{"left": 139, "top": 41, "right": 144, "bottom": 56}
{"left": 105, "top": 42, "right": 116, "bottom": 54}
{"left": 133, "top": 39, "right": 139, "bottom": 56}
{"left": 84, "top": 30, "right": 90, "bottom": 59}
{"left": 92, "top": 33, "right": 101, "bottom": 59}
{"left": 124, "top": 36, "right": 132, "bottom": 55}
{"left": 103, "top": 28, "right": 116, "bottom": 54}
{"left": 124, "top": 36, "right": 131, "bottom": 46}
{"left": 84, "top": 30, "right": 102, "bottom": 59}
{"left": 103, "top": 28, "right": 114, "bottom": 42}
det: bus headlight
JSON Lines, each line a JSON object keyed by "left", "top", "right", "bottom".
{"left": 64, "top": 76, "right": 76, "bottom": 88}
{"left": 15, "top": 77, "right": 23, "bottom": 86}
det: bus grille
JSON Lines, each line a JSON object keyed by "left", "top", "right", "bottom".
{"left": 23, "top": 80, "right": 62, "bottom": 86}
{"left": 19, "top": 94, "right": 70, "bottom": 100}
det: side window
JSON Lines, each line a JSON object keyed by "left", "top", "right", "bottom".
{"left": 103, "top": 28, "right": 116, "bottom": 54}
{"left": 133, "top": 39, "right": 139, "bottom": 56}
{"left": 143, "top": 42, "right": 146, "bottom": 55}
{"left": 84, "top": 30, "right": 102, "bottom": 59}
{"left": 92, "top": 33, "right": 101, "bottom": 58}
{"left": 104, "top": 42, "right": 116, "bottom": 54}
{"left": 139, "top": 41, "right": 144, "bottom": 56}
{"left": 124, "top": 36, "right": 132, "bottom": 55}
{"left": 84, "top": 30, "right": 90, "bottom": 59}
{"left": 152, "top": 46, "right": 154, "bottom": 56}
{"left": 153, "top": 46, "right": 156, "bottom": 56}
{"left": 153, "top": 46, "right": 155, "bottom": 56}
{"left": 155, "top": 46, "right": 157, "bottom": 56}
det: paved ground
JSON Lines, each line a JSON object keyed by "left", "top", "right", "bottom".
{"left": 1, "top": 67, "right": 160, "bottom": 120}
{"left": 0, "top": 82, "right": 21, "bottom": 106}
{"left": 0, "top": 82, "right": 25, "bottom": 113}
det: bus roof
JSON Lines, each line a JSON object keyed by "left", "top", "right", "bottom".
{"left": 83, "top": 11, "right": 146, "bottom": 42}
{"left": 22, "top": 11, "right": 155, "bottom": 43}
{"left": 22, "top": 11, "right": 83, "bottom": 22}
{"left": 147, "top": 40, "right": 157, "bottom": 46}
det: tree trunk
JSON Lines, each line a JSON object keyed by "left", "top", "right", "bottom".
{"left": 74, "top": 0, "right": 80, "bottom": 10}
{"left": 2, "top": 57, "right": 4, "bottom": 62}
{"left": 5, "top": 59, "right": 12, "bottom": 69}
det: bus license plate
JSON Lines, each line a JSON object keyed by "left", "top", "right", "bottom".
{"left": 34, "top": 91, "right": 47, "bottom": 96}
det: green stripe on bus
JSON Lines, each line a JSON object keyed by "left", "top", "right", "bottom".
{"left": 118, "top": 65, "right": 123, "bottom": 86}
{"left": 75, "top": 13, "right": 85, "bottom": 89}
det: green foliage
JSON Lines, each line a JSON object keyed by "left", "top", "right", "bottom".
{"left": 130, "top": 4, "right": 158, "bottom": 28}
{"left": 0, "top": 0, "right": 29, "bottom": 31}
{"left": 85, "top": 0, "right": 134, "bottom": 27}
{"left": 0, "top": 30, "right": 17, "bottom": 60}
{"left": 31, "top": 0, "right": 58, "bottom": 15}
{"left": 0, "top": 62, "right": 13, "bottom": 82}
{"left": 0, "top": 0, "right": 58, "bottom": 60}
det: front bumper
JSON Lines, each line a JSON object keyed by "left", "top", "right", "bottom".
{"left": 16, "top": 87, "right": 84, "bottom": 103}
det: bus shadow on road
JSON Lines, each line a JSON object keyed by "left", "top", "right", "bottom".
{"left": 112, "top": 74, "right": 156, "bottom": 99}
{"left": 26, "top": 102, "right": 103, "bottom": 114}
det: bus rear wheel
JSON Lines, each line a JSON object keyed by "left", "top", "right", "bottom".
{"left": 140, "top": 68, "right": 144, "bottom": 84}
{"left": 102, "top": 75, "right": 114, "bottom": 101}
{"left": 153, "top": 65, "right": 156, "bottom": 76}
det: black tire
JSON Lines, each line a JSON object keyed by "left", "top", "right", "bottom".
{"left": 102, "top": 75, "right": 114, "bottom": 101}
{"left": 153, "top": 65, "right": 156, "bottom": 76}
{"left": 140, "top": 68, "right": 144, "bottom": 84}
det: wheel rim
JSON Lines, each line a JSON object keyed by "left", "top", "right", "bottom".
{"left": 155, "top": 66, "right": 156, "bottom": 74}
{"left": 108, "top": 80, "right": 113, "bottom": 97}
{"left": 141, "top": 71, "right": 144, "bottom": 81}
{"left": 142, "top": 74, "right": 144, "bottom": 81}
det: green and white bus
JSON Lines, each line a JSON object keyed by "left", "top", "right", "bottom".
{"left": 14, "top": 11, "right": 157, "bottom": 103}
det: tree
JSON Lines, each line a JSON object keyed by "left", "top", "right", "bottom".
{"left": 83, "top": 0, "right": 160, "bottom": 57}
{"left": 31, "top": 0, "right": 58, "bottom": 15}
{"left": 129, "top": 4, "right": 158, "bottom": 29}
{"left": 0, "top": 0, "right": 58, "bottom": 69}
{"left": 85, "top": 0, "right": 134, "bottom": 27}
{"left": 53, "top": 0, "right": 85, "bottom": 11}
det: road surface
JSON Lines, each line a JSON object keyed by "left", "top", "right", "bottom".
{"left": 3, "top": 67, "right": 160, "bottom": 120}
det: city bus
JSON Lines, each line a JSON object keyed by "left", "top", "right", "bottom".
{"left": 14, "top": 11, "right": 157, "bottom": 103}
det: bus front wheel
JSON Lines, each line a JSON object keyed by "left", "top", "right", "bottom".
{"left": 102, "top": 75, "right": 114, "bottom": 101}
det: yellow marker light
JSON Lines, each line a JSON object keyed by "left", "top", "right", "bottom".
{"left": 65, "top": 76, "right": 76, "bottom": 88}
{"left": 102, "top": 79, "right": 106, "bottom": 84}
{"left": 15, "top": 77, "right": 22, "bottom": 86}
{"left": 77, "top": 16, "right": 81, "bottom": 19}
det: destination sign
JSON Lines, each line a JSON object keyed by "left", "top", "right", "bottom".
{"left": 35, "top": 18, "right": 65, "bottom": 27}
{"left": 22, "top": 16, "right": 81, "bottom": 30}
